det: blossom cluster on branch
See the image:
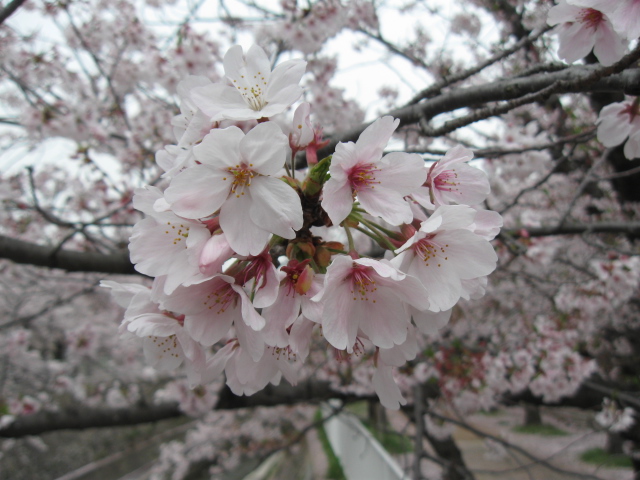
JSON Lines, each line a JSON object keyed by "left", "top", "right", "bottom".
{"left": 104, "top": 44, "right": 501, "bottom": 410}
{"left": 547, "top": 1, "right": 640, "bottom": 160}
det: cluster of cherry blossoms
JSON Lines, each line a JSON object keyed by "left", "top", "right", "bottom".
{"left": 547, "top": 0, "right": 639, "bottom": 67}
{"left": 547, "top": 1, "right": 640, "bottom": 160}
{"left": 103, "top": 44, "right": 501, "bottom": 410}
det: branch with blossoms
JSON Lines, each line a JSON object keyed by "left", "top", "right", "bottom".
{"left": 99, "top": 43, "right": 504, "bottom": 410}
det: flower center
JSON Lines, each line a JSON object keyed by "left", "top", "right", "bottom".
{"left": 224, "top": 163, "right": 255, "bottom": 198}
{"left": 203, "top": 284, "right": 237, "bottom": 315}
{"left": 149, "top": 335, "right": 180, "bottom": 359}
{"left": 433, "top": 170, "right": 461, "bottom": 193}
{"left": 413, "top": 236, "right": 449, "bottom": 268}
{"left": 271, "top": 345, "right": 297, "bottom": 361}
{"left": 621, "top": 100, "right": 640, "bottom": 122}
{"left": 164, "top": 222, "right": 190, "bottom": 246}
{"left": 578, "top": 8, "right": 604, "bottom": 29}
{"left": 348, "top": 163, "right": 381, "bottom": 191}
{"left": 232, "top": 73, "right": 268, "bottom": 111}
{"left": 349, "top": 265, "right": 377, "bottom": 302}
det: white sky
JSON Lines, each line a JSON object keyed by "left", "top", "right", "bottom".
{"left": 0, "top": 0, "right": 502, "bottom": 174}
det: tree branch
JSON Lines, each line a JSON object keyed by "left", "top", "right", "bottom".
{"left": 0, "top": 234, "right": 137, "bottom": 275}
{"left": 0, "top": 0, "right": 28, "bottom": 25}
{"left": 507, "top": 222, "right": 640, "bottom": 238}
{"left": 0, "top": 380, "right": 362, "bottom": 438}
{"left": 318, "top": 66, "right": 640, "bottom": 157}
{"left": 2, "top": 220, "right": 638, "bottom": 276}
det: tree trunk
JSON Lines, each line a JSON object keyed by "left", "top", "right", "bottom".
{"left": 523, "top": 404, "right": 542, "bottom": 426}
{"left": 606, "top": 432, "right": 624, "bottom": 455}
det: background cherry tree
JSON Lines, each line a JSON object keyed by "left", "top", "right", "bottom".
{"left": 1, "top": 0, "right": 640, "bottom": 479}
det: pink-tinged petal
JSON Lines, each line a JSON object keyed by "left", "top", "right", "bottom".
{"left": 624, "top": 132, "right": 640, "bottom": 159}
{"left": 411, "top": 308, "right": 451, "bottom": 335}
{"left": 165, "top": 165, "right": 230, "bottom": 219}
{"left": 249, "top": 177, "right": 303, "bottom": 238}
{"left": 355, "top": 116, "right": 399, "bottom": 162}
{"left": 265, "top": 59, "right": 306, "bottom": 101}
{"left": 460, "top": 276, "right": 487, "bottom": 300}
{"left": 289, "top": 315, "right": 315, "bottom": 359}
{"left": 427, "top": 205, "right": 476, "bottom": 231}
{"left": 224, "top": 45, "right": 270, "bottom": 84}
{"left": 547, "top": 2, "right": 584, "bottom": 26}
{"left": 321, "top": 286, "right": 357, "bottom": 351}
{"left": 435, "top": 230, "right": 498, "bottom": 279}
{"left": 128, "top": 314, "right": 178, "bottom": 337}
{"left": 176, "top": 75, "right": 212, "bottom": 103}
{"left": 266, "top": 90, "right": 306, "bottom": 118}
{"left": 433, "top": 163, "right": 490, "bottom": 206}
{"left": 356, "top": 257, "right": 404, "bottom": 280}
{"left": 356, "top": 288, "right": 409, "bottom": 348}
{"left": 202, "top": 342, "right": 237, "bottom": 383}
{"left": 142, "top": 336, "right": 184, "bottom": 370}
{"left": 403, "top": 254, "right": 461, "bottom": 312}
{"left": 379, "top": 332, "right": 418, "bottom": 366}
{"left": 191, "top": 83, "right": 248, "bottom": 120}
{"left": 178, "top": 109, "right": 213, "bottom": 149}
{"left": 330, "top": 141, "right": 359, "bottom": 174}
{"left": 185, "top": 306, "right": 235, "bottom": 346}
{"left": 132, "top": 186, "right": 163, "bottom": 215}
{"left": 593, "top": 20, "right": 627, "bottom": 66}
{"left": 199, "top": 234, "right": 234, "bottom": 277}
{"left": 290, "top": 102, "right": 314, "bottom": 148}
{"left": 611, "top": 1, "right": 640, "bottom": 39}
{"left": 438, "top": 145, "right": 474, "bottom": 167}
{"left": 234, "top": 315, "right": 265, "bottom": 361}
{"left": 569, "top": 0, "right": 611, "bottom": 11}
{"left": 176, "top": 330, "right": 205, "bottom": 365}
{"left": 231, "top": 284, "right": 266, "bottom": 331}
{"left": 411, "top": 185, "right": 436, "bottom": 210}
{"left": 129, "top": 217, "right": 209, "bottom": 294}
{"left": 321, "top": 176, "right": 354, "bottom": 226}
{"left": 386, "top": 273, "right": 431, "bottom": 311}
{"left": 378, "top": 152, "right": 427, "bottom": 192}
{"left": 379, "top": 345, "right": 407, "bottom": 368}
{"left": 357, "top": 185, "right": 414, "bottom": 225}
{"left": 557, "top": 21, "right": 596, "bottom": 63}
{"left": 193, "top": 127, "right": 244, "bottom": 168}
{"left": 470, "top": 210, "right": 503, "bottom": 241}
{"left": 300, "top": 276, "right": 325, "bottom": 322}
{"left": 219, "top": 194, "right": 271, "bottom": 255}
{"left": 262, "top": 289, "right": 299, "bottom": 347}
{"left": 239, "top": 122, "right": 289, "bottom": 175}
{"left": 100, "top": 281, "right": 149, "bottom": 309}
{"left": 597, "top": 103, "right": 633, "bottom": 146}
{"left": 372, "top": 365, "right": 406, "bottom": 410}
{"left": 251, "top": 263, "right": 281, "bottom": 309}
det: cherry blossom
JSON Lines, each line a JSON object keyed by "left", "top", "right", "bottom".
{"left": 547, "top": 0, "right": 627, "bottom": 66}
{"left": 571, "top": 0, "right": 640, "bottom": 39}
{"left": 321, "top": 116, "right": 427, "bottom": 226}
{"left": 413, "top": 145, "right": 490, "bottom": 209}
{"left": 596, "top": 97, "right": 640, "bottom": 159}
{"left": 260, "top": 260, "right": 324, "bottom": 348}
{"left": 164, "top": 121, "right": 303, "bottom": 255}
{"left": 391, "top": 205, "right": 499, "bottom": 312}
{"left": 158, "top": 275, "right": 266, "bottom": 361}
{"left": 288, "top": 102, "right": 314, "bottom": 152}
{"left": 190, "top": 44, "right": 306, "bottom": 121}
{"left": 129, "top": 186, "right": 211, "bottom": 294}
{"left": 313, "top": 255, "right": 430, "bottom": 351}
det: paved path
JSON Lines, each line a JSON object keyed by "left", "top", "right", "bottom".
{"left": 387, "top": 406, "right": 634, "bottom": 480}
